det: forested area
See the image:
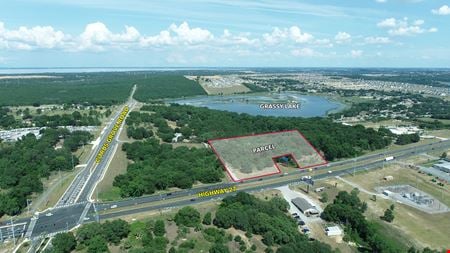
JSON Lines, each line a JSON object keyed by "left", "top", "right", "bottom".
{"left": 0, "top": 73, "right": 133, "bottom": 106}
{"left": 0, "top": 107, "right": 20, "bottom": 128}
{"left": 242, "top": 82, "right": 269, "bottom": 92}
{"left": 113, "top": 139, "right": 223, "bottom": 197}
{"left": 395, "top": 133, "right": 420, "bottom": 145}
{"left": 48, "top": 193, "right": 338, "bottom": 253}
{"left": 1, "top": 108, "right": 104, "bottom": 130}
{"left": 321, "top": 189, "right": 446, "bottom": 253}
{"left": 32, "top": 111, "right": 101, "bottom": 127}
{"left": 136, "top": 104, "right": 392, "bottom": 161}
{"left": 0, "top": 128, "right": 91, "bottom": 217}
{"left": 133, "top": 75, "right": 206, "bottom": 101}
{"left": 126, "top": 126, "right": 153, "bottom": 140}
{"left": 0, "top": 73, "right": 205, "bottom": 106}
{"left": 125, "top": 111, "right": 155, "bottom": 140}
{"left": 48, "top": 220, "right": 130, "bottom": 253}
{"left": 214, "top": 192, "right": 335, "bottom": 253}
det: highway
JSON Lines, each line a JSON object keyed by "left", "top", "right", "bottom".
{"left": 57, "top": 85, "right": 137, "bottom": 206}
{"left": 94, "top": 139, "right": 450, "bottom": 211}
{"left": 0, "top": 86, "right": 136, "bottom": 244}
{"left": 24, "top": 138, "right": 450, "bottom": 239}
{"left": 1, "top": 95, "right": 449, "bottom": 245}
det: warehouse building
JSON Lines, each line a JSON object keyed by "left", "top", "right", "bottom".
{"left": 433, "top": 160, "right": 450, "bottom": 173}
{"left": 291, "top": 197, "right": 319, "bottom": 216}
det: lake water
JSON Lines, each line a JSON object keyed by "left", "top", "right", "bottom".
{"left": 167, "top": 92, "right": 344, "bottom": 117}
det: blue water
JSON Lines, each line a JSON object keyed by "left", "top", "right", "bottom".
{"left": 167, "top": 92, "right": 344, "bottom": 117}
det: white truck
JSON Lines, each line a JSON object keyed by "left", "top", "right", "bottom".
{"left": 384, "top": 156, "right": 395, "bottom": 162}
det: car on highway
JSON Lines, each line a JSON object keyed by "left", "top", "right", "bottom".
{"left": 45, "top": 213, "right": 53, "bottom": 217}
{"left": 110, "top": 205, "right": 118, "bottom": 209}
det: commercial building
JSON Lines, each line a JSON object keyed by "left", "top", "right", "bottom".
{"left": 433, "top": 160, "right": 450, "bottom": 173}
{"left": 291, "top": 197, "right": 319, "bottom": 216}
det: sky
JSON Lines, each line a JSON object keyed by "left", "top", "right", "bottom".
{"left": 0, "top": 0, "right": 450, "bottom": 68}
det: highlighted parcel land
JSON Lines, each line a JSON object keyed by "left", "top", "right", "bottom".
{"left": 208, "top": 130, "right": 327, "bottom": 182}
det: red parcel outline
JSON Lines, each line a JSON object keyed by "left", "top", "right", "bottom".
{"left": 208, "top": 129, "right": 328, "bottom": 182}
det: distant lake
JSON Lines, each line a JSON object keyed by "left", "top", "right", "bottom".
{"left": 167, "top": 92, "right": 345, "bottom": 117}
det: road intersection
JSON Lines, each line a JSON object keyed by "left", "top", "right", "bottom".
{"left": 1, "top": 86, "right": 449, "bottom": 249}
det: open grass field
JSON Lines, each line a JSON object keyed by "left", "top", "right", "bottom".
{"left": 201, "top": 84, "right": 250, "bottom": 95}
{"left": 96, "top": 143, "right": 130, "bottom": 201}
{"left": 209, "top": 130, "right": 326, "bottom": 181}
{"left": 190, "top": 75, "right": 251, "bottom": 95}
{"left": 325, "top": 164, "right": 450, "bottom": 249}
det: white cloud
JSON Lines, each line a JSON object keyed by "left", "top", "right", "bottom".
{"left": 168, "top": 22, "right": 213, "bottom": 44}
{"left": 139, "top": 30, "right": 173, "bottom": 47}
{"left": 428, "top": 27, "right": 438, "bottom": 33}
{"left": 140, "top": 22, "right": 214, "bottom": 47}
{"left": 413, "top": 19, "right": 424, "bottom": 26}
{"left": 375, "top": 0, "right": 387, "bottom": 3}
{"left": 289, "top": 26, "right": 314, "bottom": 43}
{"left": 364, "top": 36, "right": 391, "bottom": 44}
{"left": 0, "top": 21, "right": 67, "bottom": 50}
{"left": 263, "top": 27, "right": 288, "bottom": 45}
{"left": 78, "top": 22, "right": 141, "bottom": 51}
{"left": 263, "top": 26, "right": 313, "bottom": 45}
{"left": 377, "top": 17, "right": 434, "bottom": 36}
{"left": 334, "top": 32, "right": 351, "bottom": 43}
{"left": 291, "top": 48, "right": 316, "bottom": 57}
{"left": 377, "top": 18, "right": 397, "bottom": 28}
{"left": 219, "top": 30, "right": 259, "bottom": 46}
{"left": 351, "top": 50, "right": 363, "bottom": 57}
{"left": 314, "top": 38, "right": 333, "bottom": 48}
{"left": 432, "top": 5, "right": 450, "bottom": 15}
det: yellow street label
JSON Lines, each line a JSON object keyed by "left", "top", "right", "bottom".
{"left": 95, "top": 106, "right": 129, "bottom": 163}
{"left": 197, "top": 186, "right": 237, "bottom": 198}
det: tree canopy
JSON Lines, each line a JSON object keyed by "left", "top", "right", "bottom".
{"left": 0, "top": 128, "right": 89, "bottom": 217}
{"left": 113, "top": 139, "right": 223, "bottom": 197}
{"left": 138, "top": 104, "right": 392, "bottom": 161}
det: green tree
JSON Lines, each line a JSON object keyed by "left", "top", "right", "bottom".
{"left": 381, "top": 205, "right": 395, "bottom": 222}
{"left": 203, "top": 212, "right": 212, "bottom": 225}
{"left": 101, "top": 219, "right": 130, "bottom": 244}
{"left": 51, "top": 232, "right": 77, "bottom": 253}
{"left": 87, "top": 236, "right": 109, "bottom": 253}
{"left": 154, "top": 220, "right": 166, "bottom": 236}
{"left": 175, "top": 206, "right": 201, "bottom": 227}
{"left": 209, "top": 243, "right": 230, "bottom": 253}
